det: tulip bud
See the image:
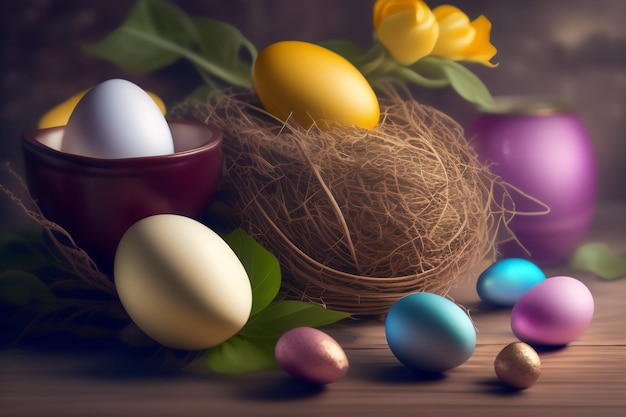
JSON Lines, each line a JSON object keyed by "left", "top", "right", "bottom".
{"left": 373, "top": 0, "right": 439, "bottom": 65}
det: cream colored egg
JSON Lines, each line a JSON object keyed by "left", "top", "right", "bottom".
{"left": 114, "top": 214, "right": 252, "bottom": 350}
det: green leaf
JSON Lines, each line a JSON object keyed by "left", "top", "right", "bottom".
{"left": 192, "top": 17, "right": 257, "bottom": 88}
{"left": 201, "top": 334, "right": 278, "bottom": 374}
{"left": 84, "top": 0, "right": 255, "bottom": 88}
{"left": 195, "top": 300, "right": 349, "bottom": 374}
{"left": 0, "top": 230, "right": 55, "bottom": 273}
{"left": 84, "top": 0, "right": 197, "bottom": 72}
{"left": 223, "top": 229, "right": 281, "bottom": 316}
{"left": 422, "top": 56, "right": 495, "bottom": 109}
{"left": 0, "top": 270, "right": 55, "bottom": 306}
{"left": 410, "top": 57, "right": 449, "bottom": 83}
{"left": 388, "top": 65, "right": 449, "bottom": 88}
{"left": 196, "top": 231, "right": 349, "bottom": 374}
{"left": 241, "top": 300, "right": 350, "bottom": 339}
{"left": 571, "top": 242, "right": 626, "bottom": 280}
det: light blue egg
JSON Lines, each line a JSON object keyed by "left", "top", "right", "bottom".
{"left": 385, "top": 292, "right": 476, "bottom": 373}
{"left": 476, "top": 258, "right": 546, "bottom": 307}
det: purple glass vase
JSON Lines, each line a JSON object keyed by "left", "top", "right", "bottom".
{"left": 468, "top": 99, "right": 597, "bottom": 266}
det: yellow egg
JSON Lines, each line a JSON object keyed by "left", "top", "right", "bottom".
{"left": 38, "top": 87, "right": 166, "bottom": 129}
{"left": 253, "top": 40, "right": 380, "bottom": 130}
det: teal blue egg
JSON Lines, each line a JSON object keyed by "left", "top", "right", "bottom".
{"left": 476, "top": 258, "right": 546, "bottom": 307}
{"left": 385, "top": 292, "right": 476, "bottom": 373}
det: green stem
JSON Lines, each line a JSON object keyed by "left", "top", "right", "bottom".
{"left": 357, "top": 43, "right": 387, "bottom": 75}
{"left": 389, "top": 65, "right": 450, "bottom": 88}
{"left": 358, "top": 43, "right": 451, "bottom": 89}
{"left": 196, "top": 68, "right": 220, "bottom": 91}
{"left": 121, "top": 27, "right": 253, "bottom": 88}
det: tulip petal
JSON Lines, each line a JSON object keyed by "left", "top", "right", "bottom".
{"left": 466, "top": 15, "right": 498, "bottom": 67}
{"left": 433, "top": 5, "right": 469, "bottom": 31}
{"left": 375, "top": 3, "right": 439, "bottom": 65}
{"left": 374, "top": 0, "right": 418, "bottom": 29}
{"left": 430, "top": 5, "right": 498, "bottom": 67}
{"left": 432, "top": 5, "right": 474, "bottom": 58}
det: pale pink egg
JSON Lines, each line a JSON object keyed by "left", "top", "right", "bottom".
{"left": 275, "top": 327, "right": 349, "bottom": 384}
{"left": 511, "top": 276, "right": 594, "bottom": 346}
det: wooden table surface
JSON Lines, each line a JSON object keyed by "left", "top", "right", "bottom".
{"left": 2, "top": 204, "right": 625, "bottom": 417}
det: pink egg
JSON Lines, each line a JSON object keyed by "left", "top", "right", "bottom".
{"left": 511, "top": 276, "right": 594, "bottom": 346}
{"left": 275, "top": 327, "right": 349, "bottom": 384}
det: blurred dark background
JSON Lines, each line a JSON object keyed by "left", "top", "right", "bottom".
{"left": 1, "top": 0, "right": 625, "bottom": 232}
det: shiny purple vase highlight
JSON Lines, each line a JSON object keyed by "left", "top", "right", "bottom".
{"left": 468, "top": 100, "right": 597, "bottom": 265}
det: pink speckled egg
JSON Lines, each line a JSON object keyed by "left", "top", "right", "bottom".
{"left": 511, "top": 276, "right": 594, "bottom": 346}
{"left": 275, "top": 327, "right": 349, "bottom": 384}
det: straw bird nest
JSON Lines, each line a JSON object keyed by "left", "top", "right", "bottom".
{"left": 179, "top": 90, "right": 513, "bottom": 315}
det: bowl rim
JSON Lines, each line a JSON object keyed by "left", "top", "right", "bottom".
{"left": 22, "top": 118, "right": 222, "bottom": 168}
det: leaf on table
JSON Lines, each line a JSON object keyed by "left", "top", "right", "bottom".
{"left": 223, "top": 229, "right": 281, "bottom": 316}
{"left": 195, "top": 300, "right": 349, "bottom": 374}
{"left": 240, "top": 300, "right": 351, "bottom": 339}
{"left": 570, "top": 242, "right": 626, "bottom": 280}
{"left": 189, "top": 230, "right": 351, "bottom": 374}
{"left": 200, "top": 334, "right": 279, "bottom": 375}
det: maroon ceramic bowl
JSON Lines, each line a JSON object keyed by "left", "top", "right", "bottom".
{"left": 21, "top": 119, "right": 223, "bottom": 270}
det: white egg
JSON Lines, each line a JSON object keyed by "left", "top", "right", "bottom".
{"left": 61, "top": 79, "right": 174, "bottom": 158}
{"left": 114, "top": 215, "right": 253, "bottom": 350}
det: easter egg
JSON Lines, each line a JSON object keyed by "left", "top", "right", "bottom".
{"left": 511, "top": 276, "right": 594, "bottom": 346}
{"left": 385, "top": 292, "right": 476, "bottom": 373}
{"left": 38, "top": 87, "right": 166, "bottom": 129}
{"left": 114, "top": 214, "right": 253, "bottom": 350}
{"left": 476, "top": 258, "right": 546, "bottom": 306}
{"left": 253, "top": 40, "right": 380, "bottom": 130}
{"left": 494, "top": 341, "right": 541, "bottom": 389}
{"left": 275, "top": 327, "right": 349, "bottom": 384}
{"left": 61, "top": 79, "right": 174, "bottom": 158}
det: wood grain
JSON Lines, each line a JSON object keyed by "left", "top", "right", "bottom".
{"left": 1, "top": 204, "right": 625, "bottom": 417}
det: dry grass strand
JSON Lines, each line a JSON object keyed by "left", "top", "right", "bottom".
{"left": 178, "top": 90, "right": 515, "bottom": 315}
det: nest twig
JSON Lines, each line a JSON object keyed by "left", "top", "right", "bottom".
{"left": 0, "top": 163, "right": 115, "bottom": 296}
{"left": 179, "top": 89, "right": 517, "bottom": 315}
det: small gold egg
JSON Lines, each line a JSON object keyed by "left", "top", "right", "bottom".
{"left": 494, "top": 341, "right": 541, "bottom": 389}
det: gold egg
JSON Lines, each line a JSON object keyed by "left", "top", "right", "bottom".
{"left": 253, "top": 41, "right": 380, "bottom": 130}
{"left": 494, "top": 341, "right": 541, "bottom": 389}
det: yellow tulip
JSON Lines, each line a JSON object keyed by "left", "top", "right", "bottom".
{"left": 430, "top": 5, "right": 497, "bottom": 67}
{"left": 38, "top": 88, "right": 167, "bottom": 129}
{"left": 373, "top": 0, "right": 439, "bottom": 65}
